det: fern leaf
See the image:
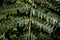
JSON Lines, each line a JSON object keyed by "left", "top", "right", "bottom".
{"left": 33, "top": 7, "right": 60, "bottom": 25}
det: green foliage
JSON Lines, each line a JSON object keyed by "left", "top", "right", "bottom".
{"left": 38, "top": 32, "right": 54, "bottom": 40}
{"left": 0, "top": 0, "right": 60, "bottom": 40}
{"left": 34, "top": 7, "right": 60, "bottom": 25}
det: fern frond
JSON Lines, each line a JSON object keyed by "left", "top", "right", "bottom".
{"left": 0, "top": 16, "right": 59, "bottom": 40}
{"left": 38, "top": 32, "right": 54, "bottom": 40}
{"left": 33, "top": 7, "right": 60, "bottom": 25}
{"left": 0, "top": 3, "right": 30, "bottom": 19}
{"left": 0, "top": 15, "right": 57, "bottom": 34}
{"left": 34, "top": 0, "right": 60, "bottom": 13}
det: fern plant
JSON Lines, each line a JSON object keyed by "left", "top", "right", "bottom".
{"left": 0, "top": 0, "right": 60, "bottom": 40}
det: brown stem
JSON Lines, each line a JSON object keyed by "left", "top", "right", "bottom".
{"left": 28, "top": 0, "right": 34, "bottom": 40}
{"left": 28, "top": 6, "right": 33, "bottom": 40}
